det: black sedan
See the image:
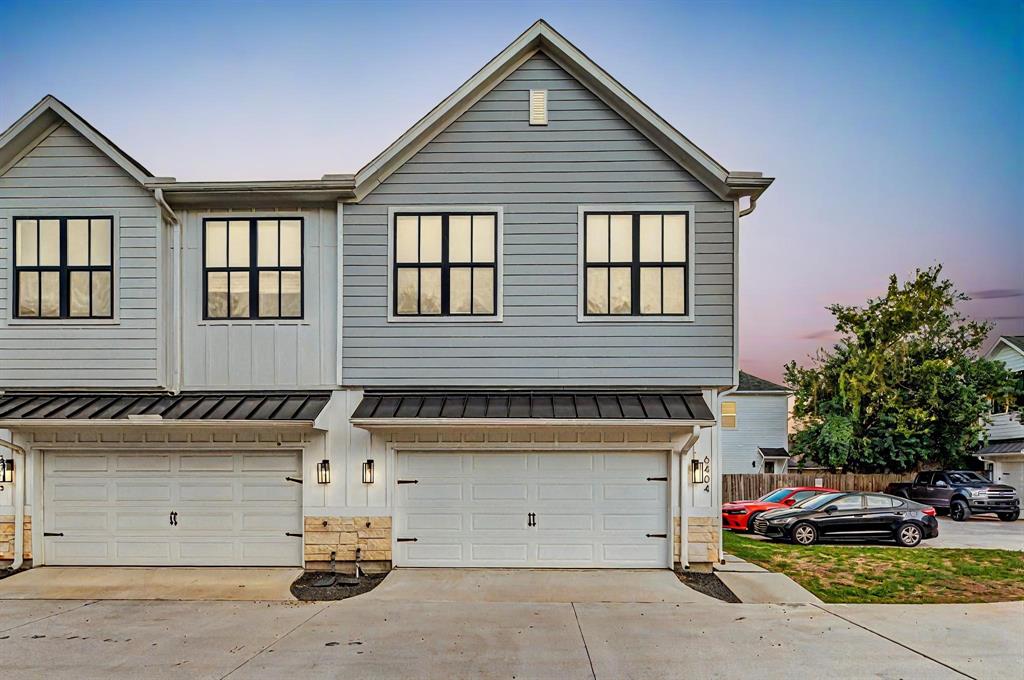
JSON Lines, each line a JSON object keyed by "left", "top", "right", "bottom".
{"left": 752, "top": 491, "right": 939, "bottom": 547}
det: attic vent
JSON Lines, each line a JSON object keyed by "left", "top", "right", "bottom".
{"left": 529, "top": 89, "right": 548, "bottom": 125}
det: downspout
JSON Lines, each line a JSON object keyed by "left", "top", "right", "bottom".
{"left": 738, "top": 195, "right": 758, "bottom": 218}
{"left": 1, "top": 437, "right": 26, "bottom": 572}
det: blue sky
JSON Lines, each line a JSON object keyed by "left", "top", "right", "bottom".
{"left": 2, "top": 0, "right": 1021, "bottom": 380}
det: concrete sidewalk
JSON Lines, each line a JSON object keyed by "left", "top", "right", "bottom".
{"left": 714, "top": 553, "right": 823, "bottom": 604}
{"left": 0, "top": 567, "right": 302, "bottom": 601}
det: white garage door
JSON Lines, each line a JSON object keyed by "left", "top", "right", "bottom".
{"left": 995, "top": 461, "right": 1024, "bottom": 493}
{"left": 43, "top": 451, "right": 302, "bottom": 566}
{"left": 395, "top": 451, "right": 670, "bottom": 568}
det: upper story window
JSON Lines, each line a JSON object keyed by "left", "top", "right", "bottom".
{"left": 582, "top": 211, "right": 688, "bottom": 317}
{"left": 393, "top": 212, "right": 498, "bottom": 317}
{"left": 721, "top": 401, "right": 737, "bottom": 428}
{"left": 13, "top": 217, "right": 113, "bottom": 319}
{"left": 203, "top": 218, "right": 303, "bottom": 320}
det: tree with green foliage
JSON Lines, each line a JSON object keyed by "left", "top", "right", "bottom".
{"left": 785, "top": 265, "right": 1021, "bottom": 473}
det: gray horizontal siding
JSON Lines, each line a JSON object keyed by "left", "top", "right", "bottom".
{"left": 0, "top": 123, "right": 162, "bottom": 388}
{"left": 180, "top": 207, "right": 337, "bottom": 390}
{"left": 343, "top": 52, "right": 735, "bottom": 387}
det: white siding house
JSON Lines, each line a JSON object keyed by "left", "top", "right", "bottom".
{"left": 976, "top": 336, "right": 1024, "bottom": 492}
{"left": 0, "top": 21, "right": 773, "bottom": 573}
{"left": 720, "top": 371, "right": 792, "bottom": 473}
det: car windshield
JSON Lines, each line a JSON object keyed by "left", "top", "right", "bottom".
{"left": 758, "top": 488, "right": 794, "bottom": 503}
{"left": 793, "top": 492, "right": 845, "bottom": 510}
{"left": 947, "top": 471, "right": 988, "bottom": 484}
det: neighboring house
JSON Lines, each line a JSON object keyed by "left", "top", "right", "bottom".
{"left": 0, "top": 21, "right": 771, "bottom": 573}
{"left": 976, "top": 336, "right": 1024, "bottom": 491}
{"left": 720, "top": 371, "right": 792, "bottom": 473}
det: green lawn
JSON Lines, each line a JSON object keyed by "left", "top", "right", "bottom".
{"left": 723, "top": 531, "right": 1024, "bottom": 604}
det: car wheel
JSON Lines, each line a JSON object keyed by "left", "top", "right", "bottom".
{"left": 950, "top": 499, "right": 971, "bottom": 522}
{"left": 791, "top": 522, "right": 817, "bottom": 546}
{"left": 997, "top": 510, "right": 1020, "bottom": 522}
{"left": 895, "top": 522, "right": 923, "bottom": 547}
{"left": 745, "top": 512, "right": 762, "bottom": 533}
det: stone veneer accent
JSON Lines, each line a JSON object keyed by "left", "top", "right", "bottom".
{"left": 304, "top": 516, "right": 392, "bottom": 572}
{"left": 674, "top": 515, "right": 720, "bottom": 572}
{"left": 0, "top": 515, "right": 31, "bottom": 562}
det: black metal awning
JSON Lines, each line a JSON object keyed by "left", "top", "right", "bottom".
{"left": 350, "top": 390, "right": 714, "bottom": 424}
{"left": 977, "top": 439, "right": 1024, "bottom": 455}
{"left": 0, "top": 391, "right": 331, "bottom": 423}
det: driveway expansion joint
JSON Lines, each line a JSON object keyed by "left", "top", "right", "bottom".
{"left": 218, "top": 601, "right": 335, "bottom": 680}
{"left": 0, "top": 599, "right": 98, "bottom": 634}
{"left": 571, "top": 602, "right": 597, "bottom": 680}
{"left": 811, "top": 603, "right": 978, "bottom": 680}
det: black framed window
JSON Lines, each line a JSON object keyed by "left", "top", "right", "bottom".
{"left": 393, "top": 213, "right": 497, "bottom": 316}
{"left": 13, "top": 217, "right": 113, "bottom": 319}
{"left": 203, "top": 218, "right": 303, "bottom": 319}
{"left": 583, "top": 212, "right": 687, "bottom": 316}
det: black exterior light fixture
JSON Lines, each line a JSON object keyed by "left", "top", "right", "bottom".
{"left": 362, "top": 459, "right": 375, "bottom": 484}
{"left": 691, "top": 458, "right": 704, "bottom": 484}
{"left": 316, "top": 459, "right": 331, "bottom": 485}
{"left": 0, "top": 457, "right": 12, "bottom": 484}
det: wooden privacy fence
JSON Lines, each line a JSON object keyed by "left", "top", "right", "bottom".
{"left": 722, "top": 473, "right": 915, "bottom": 502}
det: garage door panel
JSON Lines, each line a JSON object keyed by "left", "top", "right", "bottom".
{"left": 116, "top": 482, "right": 172, "bottom": 502}
{"left": 471, "top": 454, "right": 529, "bottom": 474}
{"left": 116, "top": 512, "right": 172, "bottom": 532}
{"left": 50, "top": 481, "right": 109, "bottom": 502}
{"left": 50, "top": 454, "right": 109, "bottom": 473}
{"left": 405, "top": 512, "right": 462, "bottom": 531}
{"left": 405, "top": 482, "right": 463, "bottom": 502}
{"left": 471, "top": 483, "right": 528, "bottom": 501}
{"left": 397, "top": 451, "right": 670, "bottom": 568}
{"left": 179, "top": 455, "right": 234, "bottom": 472}
{"left": 44, "top": 451, "right": 302, "bottom": 566}
{"left": 52, "top": 511, "right": 109, "bottom": 533}
{"left": 471, "top": 543, "right": 529, "bottom": 561}
{"left": 241, "top": 481, "right": 300, "bottom": 503}
{"left": 116, "top": 455, "right": 171, "bottom": 472}
{"left": 116, "top": 541, "right": 172, "bottom": 561}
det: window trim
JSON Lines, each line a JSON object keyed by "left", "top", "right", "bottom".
{"left": 201, "top": 217, "right": 305, "bottom": 321}
{"left": 5, "top": 211, "right": 120, "bottom": 325}
{"left": 386, "top": 206, "right": 504, "bottom": 323}
{"left": 576, "top": 204, "right": 695, "bottom": 322}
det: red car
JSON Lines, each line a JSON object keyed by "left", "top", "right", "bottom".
{"left": 722, "top": 486, "right": 838, "bottom": 531}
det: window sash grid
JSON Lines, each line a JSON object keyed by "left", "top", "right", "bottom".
{"left": 583, "top": 212, "right": 688, "bottom": 317}
{"left": 392, "top": 213, "right": 498, "bottom": 317}
{"left": 202, "top": 218, "right": 304, "bottom": 320}
{"left": 13, "top": 217, "right": 114, "bottom": 319}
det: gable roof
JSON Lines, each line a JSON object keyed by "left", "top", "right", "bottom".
{"left": 0, "top": 95, "right": 153, "bottom": 184}
{"left": 737, "top": 371, "right": 790, "bottom": 393}
{"left": 354, "top": 20, "right": 772, "bottom": 202}
{"left": 986, "top": 335, "right": 1024, "bottom": 359}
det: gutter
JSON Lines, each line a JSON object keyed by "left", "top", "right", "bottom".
{"left": 1, "top": 436, "right": 26, "bottom": 572}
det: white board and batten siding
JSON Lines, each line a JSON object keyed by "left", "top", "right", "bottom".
{"left": 720, "top": 393, "right": 790, "bottom": 474}
{"left": 178, "top": 207, "right": 338, "bottom": 390}
{"left": 0, "top": 123, "right": 163, "bottom": 388}
{"left": 343, "top": 53, "right": 736, "bottom": 388}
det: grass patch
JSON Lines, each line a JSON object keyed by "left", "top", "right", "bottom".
{"left": 723, "top": 531, "right": 1024, "bottom": 604}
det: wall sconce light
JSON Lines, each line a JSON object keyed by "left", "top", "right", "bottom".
{"left": 362, "top": 459, "right": 375, "bottom": 484}
{"left": 316, "top": 459, "right": 331, "bottom": 485}
{"left": 690, "top": 458, "right": 704, "bottom": 484}
{"left": 0, "top": 457, "right": 12, "bottom": 484}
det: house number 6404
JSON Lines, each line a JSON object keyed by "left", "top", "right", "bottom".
{"left": 702, "top": 455, "right": 711, "bottom": 493}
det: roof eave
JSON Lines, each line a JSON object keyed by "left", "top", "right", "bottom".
{"left": 351, "top": 417, "right": 716, "bottom": 430}
{"left": 147, "top": 177, "right": 357, "bottom": 207}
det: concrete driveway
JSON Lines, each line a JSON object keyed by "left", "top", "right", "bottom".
{"left": 927, "top": 516, "right": 1024, "bottom": 551}
{"left": 1, "top": 569, "right": 1021, "bottom": 679}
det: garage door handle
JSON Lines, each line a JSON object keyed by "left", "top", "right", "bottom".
{"left": 397, "top": 479, "right": 418, "bottom": 485}
{"left": 44, "top": 532, "right": 64, "bottom": 537}
{"left": 647, "top": 477, "right": 668, "bottom": 481}
{"left": 646, "top": 533, "right": 667, "bottom": 538}
{"left": 397, "top": 537, "right": 418, "bottom": 542}
{"left": 285, "top": 532, "right": 302, "bottom": 538}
